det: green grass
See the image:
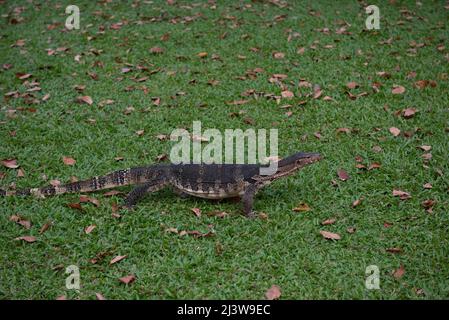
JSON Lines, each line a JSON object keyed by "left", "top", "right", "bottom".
{"left": 0, "top": 0, "right": 448, "bottom": 299}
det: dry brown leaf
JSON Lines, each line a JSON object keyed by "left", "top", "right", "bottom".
{"left": 347, "top": 227, "right": 356, "bottom": 234}
{"left": 281, "top": 90, "right": 294, "bottom": 99}
{"left": 292, "top": 202, "right": 311, "bottom": 212}
{"left": 84, "top": 225, "right": 96, "bottom": 234}
{"left": 392, "top": 189, "right": 411, "bottom": 200}
{"left": 346, "top": 82, "right": 359, "bottom": 89}
{"left": 77, "top": 95, "right": 93, "bottom": 105}
{"left": 389, "top": 127, "right": 401, "bottom": 137}
{"left": 67, "top": 203, "right": 83, "bottom": 211}
{"left": 110, "top": 255, "right": 127, "bottom": 265}
{"left": 320, "top": 230, "right": 341, "bottom": 240}
{"left": 95, "top": 293, "right": 106, "bottom": 300}
{"left": 79, "top": 195, "right": 100, "bottom": 206}
{"left": 15, "top": 236, "right": 37, "bottom": 243}
{"left": 391, "top": 85, "right": 406, "bottom": 94}
{"left": 313, "top": 89, "right": 322, "bottom": 99}
{"left": 272, "top": 52, "right": 285, "bottom": 59}
{"left": 119, "top": 274, "right": 136, "bottom": 284}
{"left": 352, "top": 197, "right": 363, "bottom": 208}
{"left": 402, "top": 108, "right": 417, "bottom": 119}
{"left": 336, "top": 127, "right": 351, "bottom": 134}
{"left": 393, "top": 265, "right": 405, "bottom": 279}
{"left": 190, "top": 207, "right": 202, "bottom": 217}
{"left": 337, "top": 169, "right": 350, "bottom": 181}
{"left": 2, "top": 159, "right": 19, "bottom": 169}
{"left": 197, "top": 52, "right": 208, "bottom": 58}
{"left": 423, "top": 183, "right": 432, "bottom": 189}
{"left": 150, "top": 47, "right": 164, "bottom": 54}
{"left": 39, "top": 221, "right": 52, "bottom": 234}
{"left": 368, "top": 162, "right": 381, "bottom": 170}
{"left": 265, "top": 285, "right": 281, "bottom": 300}
{"left": 321, "top": 218, "right": 336, "bottom": 225}
{"left": 63, "top": 156, "right": 76, "bottom": 166}
{"left": 418, "top": 145, "right": 431, "bottom": 151}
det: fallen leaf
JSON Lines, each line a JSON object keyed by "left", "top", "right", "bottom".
{"left": 372, "top": 145, "right": 383, "bottom": 153}
{"left": 63, "top": 156, "right": 76, "bottom": 166}
{"left": 414, "top": 80, "right": 428, "bottom": 89}
{"left": 67, "top": 203, "right": 84, "bottom": 211}
{"left": 320, "top": 230, "right": 341, "bottom": 240}
{"left": 336, "top": 127, "right": 351, "bottom": 134}
{"left": 77, "top": 96, "right": 93, "bottom": 105}
{"left": 423, "top": 183, "right": 432, "bottom": 189}
{"left": 321, "top": 218, "right": 336, "bottom": 225}
{"left": 110, "top": 255, "right": 127, "bottom": 265}
{"left": 281, "top": 90, "right": 294, "bottom": 99}
{"left": 135, "top": 130, "right": 145, "bottom": 136}
{"left": 402, "top": 108, "right": 417, "bottom": 119}
{"left": 165, "top": 227, "right": 179, "bottom": 234}
{"left": 389, "top": 127, "right": 401, "bottom": 137}
{"left": 150, "top": 47, "right": 164, "bottom": 54}
{"left": 368, "top": 162, "right": 381, "bottom": 170}
{"left": 119, "top": 274, "right": 136, "bottom": 284}
{"left": 392, "top": 189, "right": 411, "bottom": 200}
{"left": 95, "top": 293, "right": 106, "bottom": 300}
{"left": 346, "top": 227, "right": 356, "bottom": 234}
{"left": 292, "top": 202, "right": 311, "bottom": 212}
{"left": 10, "top": 215, "right": 31, "bottom": 229}
{"left": 418, "top": 145, "right": 431, "bottom": 151}
{"left": 422, "top": 153, "right": 432, "bottom": 160}
{"left": 337, "top": 169, "right": 350, "bottom": 181}
{"left": 79, "top": 195, "right": 100, "bottom": 206}
{"left": 313, "top": 88, "right": 322, "bottom": 99}
{"left": 39, "top": 222, "right": 52, "bottom": 234}
{"left": 346, "top": 82, "right": 359, "bottom": 89}
{"left": 393, "top": 265, "right": 405, "bottom": 279}
{"left": 15, "top": 236, "right": 37, "bottom": 243}
{"left": 265, "top": 285, "right": 281, "bottom": 300}
{"left": 272, "top": 52, "right": 285, "bottom": 59}
{"left": 391, "top": 85, "right": 406, "bottom": 94}
{"left": 84, "top": 225, "right": 96, "bottom": 234}
{"left": 2, "top": 159, "right": 19, "bottom": 169}
{"left": 421, "top": 199, "right": 435, "bottom": 210}
{"left": 352, "top": 198, "right": 363, "bottom": 208}
{"left": 197, "top": 52, "right": 208, "bottom": 58}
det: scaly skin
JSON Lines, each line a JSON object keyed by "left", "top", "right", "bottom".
{"left": 1, "top": 152, "right": 322, "bottom": 217}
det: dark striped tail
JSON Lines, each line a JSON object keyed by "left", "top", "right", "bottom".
{"left": 1, "top": 167, "right": 149, "bottom": 197}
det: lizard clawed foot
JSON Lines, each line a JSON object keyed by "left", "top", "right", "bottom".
{"left": 245, "top": 211, "right": 257, "bottom": 219}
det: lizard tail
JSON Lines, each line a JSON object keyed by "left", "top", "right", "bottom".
{"left": 1, "top": 168, "right": 144, "bottom": 198}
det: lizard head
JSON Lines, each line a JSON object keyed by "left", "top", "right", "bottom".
{"left": 270, "top": 152, "right": 322, "bottom": 179}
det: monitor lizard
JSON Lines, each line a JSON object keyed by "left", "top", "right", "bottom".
{"left": 1, "top": 152, "right": 321, "bottom": 217}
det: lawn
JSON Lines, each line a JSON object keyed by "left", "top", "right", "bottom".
{"left": 0, "top": 0, "right": 448, "bottom": 299}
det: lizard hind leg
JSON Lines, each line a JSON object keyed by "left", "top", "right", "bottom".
{"left": 123, "top": 181, "right": 167, "bottom": 209}
{"left": 242, "top": 184, "right": 258, "bottom": 219}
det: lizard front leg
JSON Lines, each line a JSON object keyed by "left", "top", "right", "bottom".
{"left": 123, "top": 180, "right": 167, "bottom": 209}
{"left": 242, "top": 183, "right": 258, "bottom": 218}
